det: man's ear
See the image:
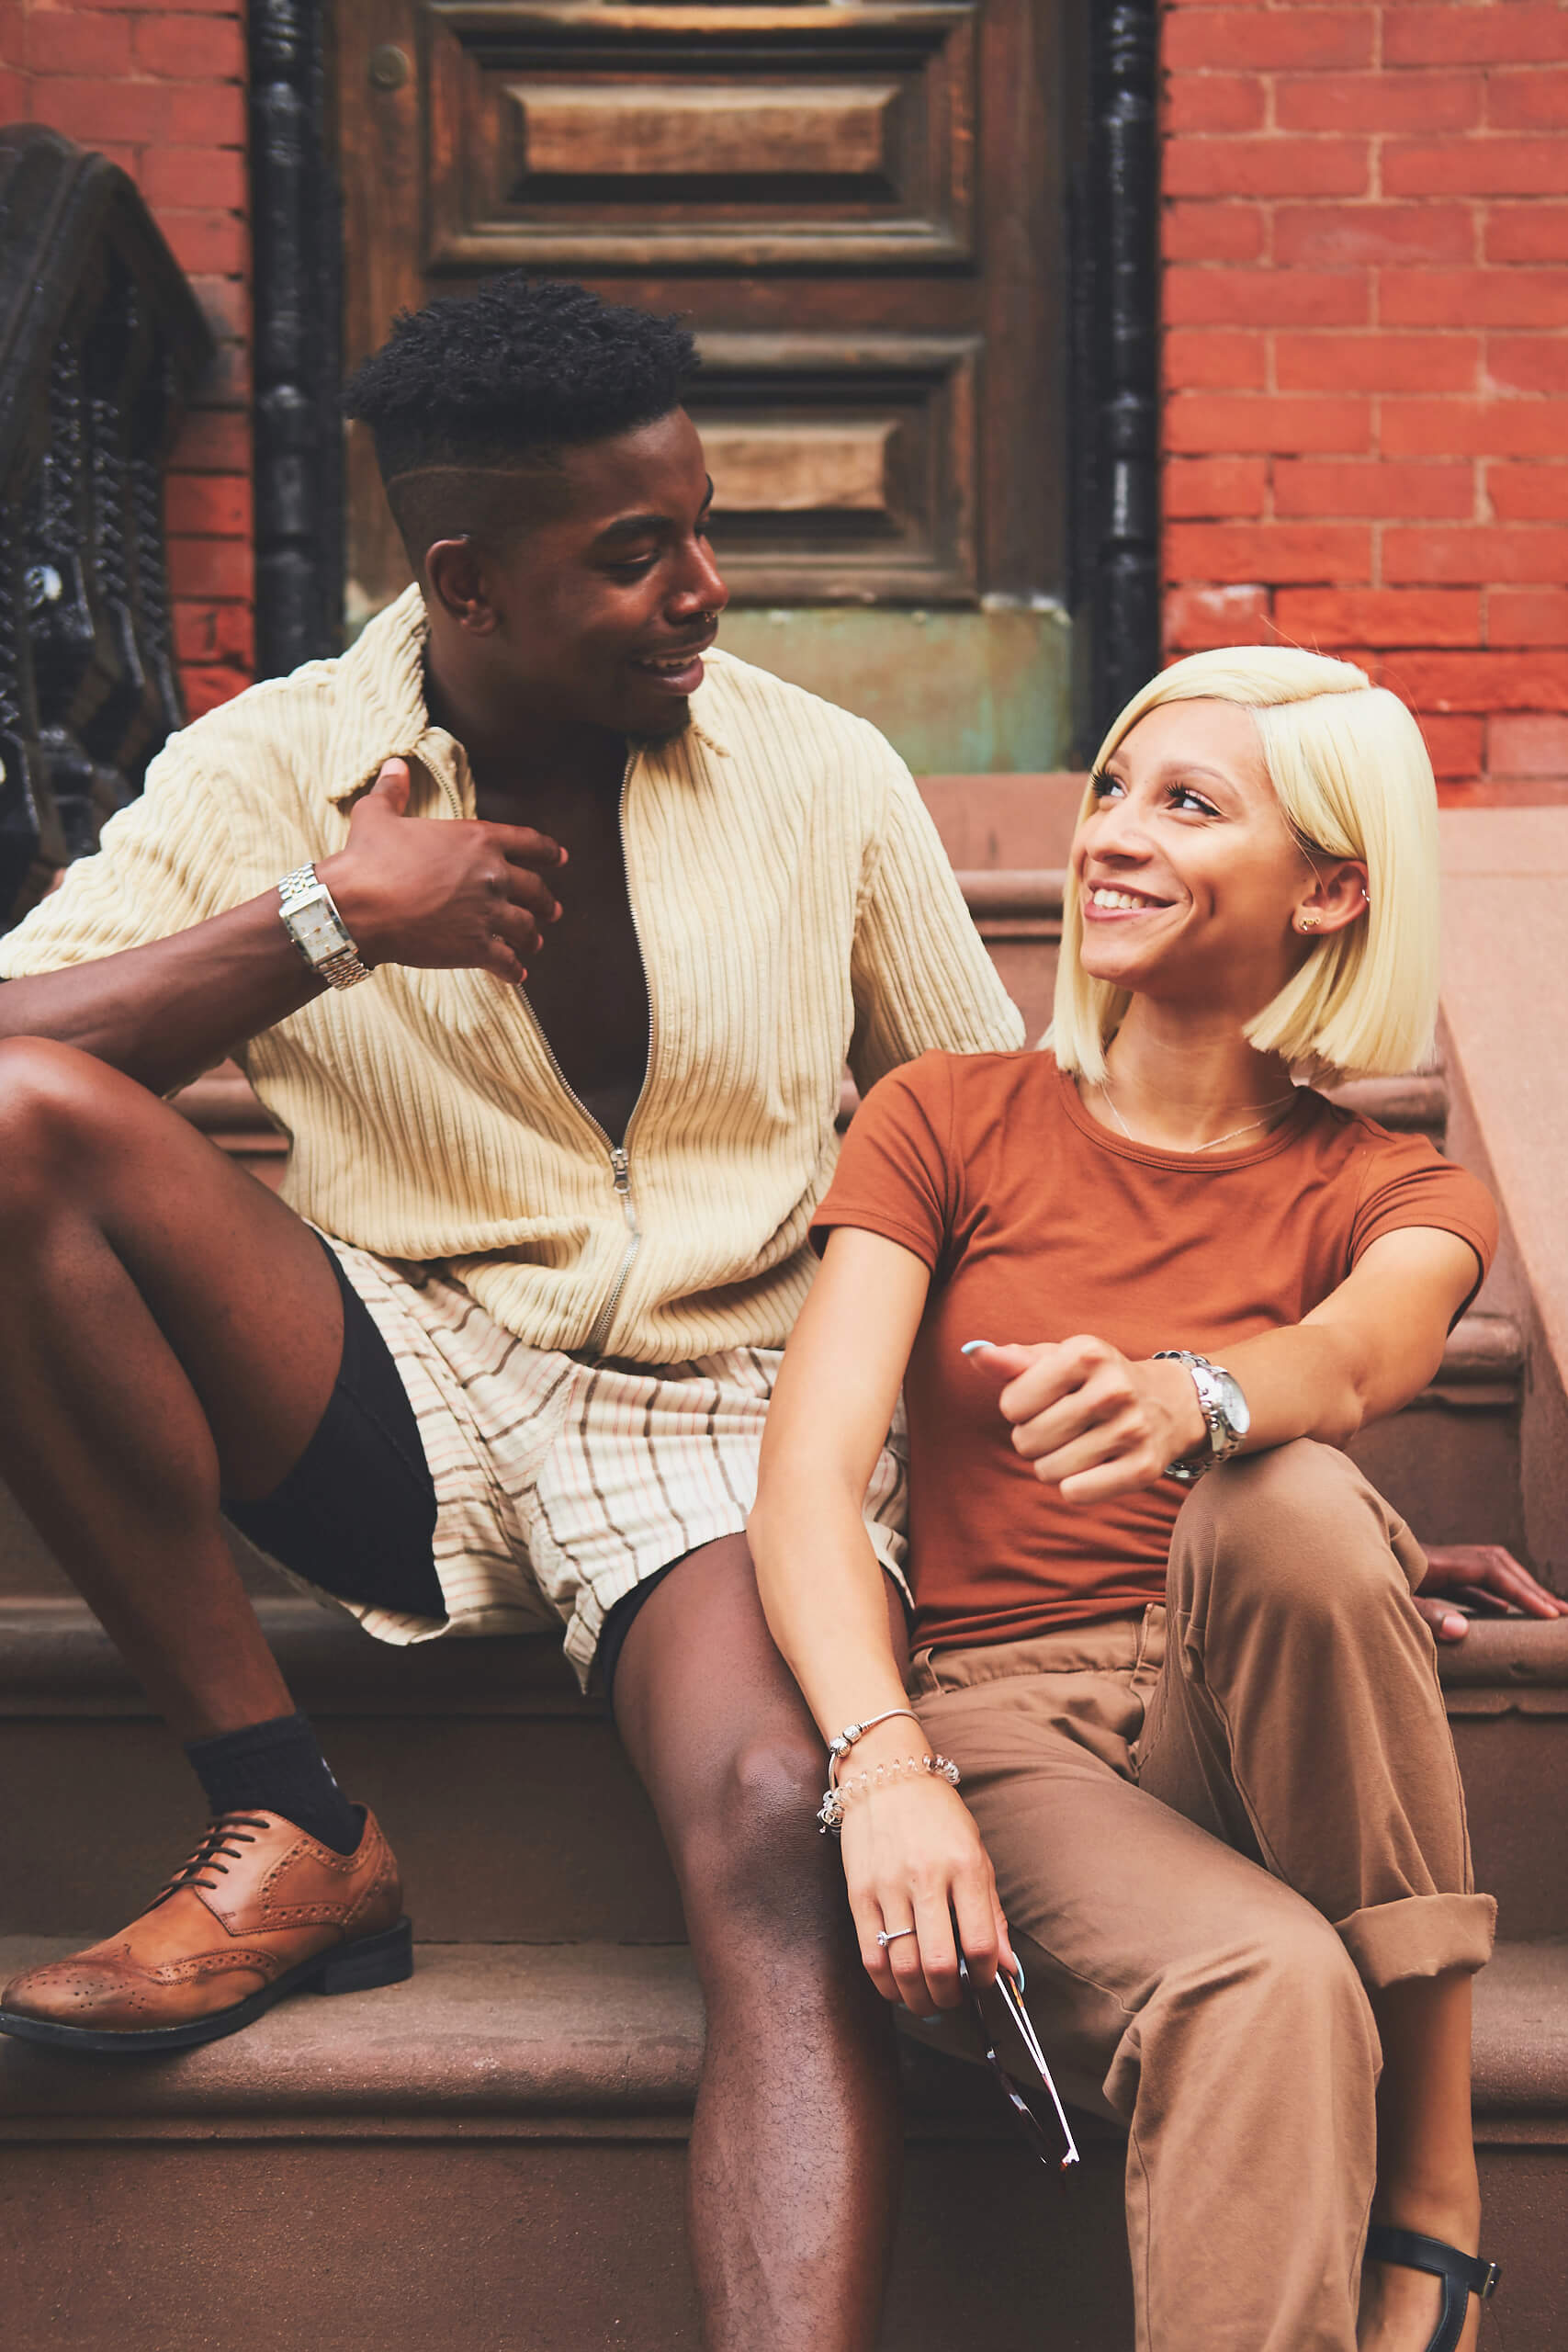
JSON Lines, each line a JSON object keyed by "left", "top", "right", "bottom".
{"left": 424, "top": 537, "right": 500, "bottom": 635}
{"left": 1293, "top": 857, "right": 1370, "bottom": 940}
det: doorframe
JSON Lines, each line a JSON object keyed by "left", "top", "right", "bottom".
{"left": 245, "top": 0, "right": 1160, "bottom": 743}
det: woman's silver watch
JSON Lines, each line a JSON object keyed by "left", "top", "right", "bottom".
{"left": 1154, "top": 1351, "right": 1251, "bottom": 1485}
{"left": 277, "top": 865, "right": 372, "bottom": 989}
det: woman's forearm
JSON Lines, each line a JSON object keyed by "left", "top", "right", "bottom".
{"left": 751, "top": 1229, "right": 934, "bottom": 1751}
{"left": 1204, "top": 1231, "right": 1475, "bottom": 1453}
{"left": 992, "top": 1229, "right": 1475, "bottom": 1507}
{"left": 750, "top": 1485, "right": 915, "bottom": 1753}
{"left": 1216, "top": 1322, "right": 1373, "bottom": 1453}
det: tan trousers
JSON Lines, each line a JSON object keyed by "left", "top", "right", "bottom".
{"left": 907, "top": 1442, "right": 1495, "bottom": 2352}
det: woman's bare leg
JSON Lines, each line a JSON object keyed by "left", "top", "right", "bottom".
{"left": 1359, "top": 1972, "right": 1483, "bottom": 2352}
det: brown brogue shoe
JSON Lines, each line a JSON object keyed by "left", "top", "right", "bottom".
{"left": 0, "top": 1805, "right": 411, "bottom": 2052}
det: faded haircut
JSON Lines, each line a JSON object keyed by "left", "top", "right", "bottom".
{"left": 343, "top": 275, "right": 698, "bottom": 569}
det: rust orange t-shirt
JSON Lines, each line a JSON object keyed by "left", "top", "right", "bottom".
{"left": 811, "top": 1051, "right": 1497, "bottom": 1655}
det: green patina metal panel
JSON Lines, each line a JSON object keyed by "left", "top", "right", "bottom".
{"left": 716, "top": 607, "right": 1075, "bottom": 775}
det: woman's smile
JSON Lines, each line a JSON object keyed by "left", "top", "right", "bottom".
{"left": 1082, "top": 883, "right": 1174, "bottom": 920}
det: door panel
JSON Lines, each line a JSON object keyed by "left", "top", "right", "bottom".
{"left": 689, "top": 330, "right": 977, "bottom": 601}
{"left": 339, "top": 0, "right": 1069, "bottom": 762}
{"left": 424, "top": 3, "right": 976, "bottom": 270}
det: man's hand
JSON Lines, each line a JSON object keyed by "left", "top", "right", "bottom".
{"left": 319, "top": 757, "right": 566, "bottom": 987}
{"left": 964, "top": 1336, "right": 1206, "bottom": 1504}
{"left": 1414, "top": 1543, "right": 1568, "bottom": 1644}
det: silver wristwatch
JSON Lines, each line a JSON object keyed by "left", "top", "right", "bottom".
{"left": 277, "top": 865, "right": 371, "bottom": 990}
{"left": 1154, "top": 1351, "right": 1251, "bottom": 1485}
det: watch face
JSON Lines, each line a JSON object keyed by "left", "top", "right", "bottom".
{"left": 1213, "top": 1368, "right": 1251, "bottom": 1438}
{"left": 290, "top": 891, "right": 350, "bottom": 961}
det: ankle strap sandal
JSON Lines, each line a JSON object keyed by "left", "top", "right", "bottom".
{"left": 1365, "top": 2224, "right": 1500, "bottom": 2352}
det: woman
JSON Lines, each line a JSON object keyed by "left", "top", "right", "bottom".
{"left": 750, "top": 648, "right": 1564, "bottom": 2352}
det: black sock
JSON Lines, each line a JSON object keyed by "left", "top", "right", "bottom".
{"left": 184, "top": 1712, "right": 363, "bottom": 1856}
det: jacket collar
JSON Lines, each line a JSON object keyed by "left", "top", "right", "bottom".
{"left": 321, "top": 585, "right": 731, "bottom": 812}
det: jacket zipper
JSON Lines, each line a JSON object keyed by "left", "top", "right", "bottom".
{"left": 510, "top": 746, "right": 655, "bottom": 1360}
{"left": 582, "top": 1145, "right": 640, "bottom": 1358}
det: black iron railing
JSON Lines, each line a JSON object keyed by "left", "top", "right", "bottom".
{"left": 0, "top": 123, "right": 213, "bottom": 927}
{"left": 1070, "top": 0, "right": 1162, "bottom": 753}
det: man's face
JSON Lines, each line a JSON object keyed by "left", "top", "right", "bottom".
{"left": 468, "top": 408, "right": 730, "bottom": 741}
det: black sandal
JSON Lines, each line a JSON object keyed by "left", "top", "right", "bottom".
{"left": 1364, "top": 2224, "right": 1500, "bottom": 2352}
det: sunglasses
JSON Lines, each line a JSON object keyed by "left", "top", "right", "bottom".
{"left": 957, "top": 1950, "right": 1080, "bottom": 2172}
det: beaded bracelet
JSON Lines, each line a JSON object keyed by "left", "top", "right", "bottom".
{"left": 817, "top": 1751, "right": 962, "bottom": 1836}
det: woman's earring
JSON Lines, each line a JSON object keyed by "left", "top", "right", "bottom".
{"left": 1297, "top": 912, "right": 1320, "bottom": 933}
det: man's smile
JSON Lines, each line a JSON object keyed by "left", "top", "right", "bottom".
{"left": 628, "top": 628, "right": 717, "bottom": 697}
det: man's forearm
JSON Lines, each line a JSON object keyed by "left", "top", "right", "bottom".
{"left": 0, "top": 891, "right": 324, "bottom": 1095}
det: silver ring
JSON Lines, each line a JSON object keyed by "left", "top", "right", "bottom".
{"left": 876, "top": 1927, "right": 916, "bottom": 1949}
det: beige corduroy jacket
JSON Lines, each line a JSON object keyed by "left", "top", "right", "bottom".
{"left": 0, "top": 587, "right": 1024, "bottom": 1360}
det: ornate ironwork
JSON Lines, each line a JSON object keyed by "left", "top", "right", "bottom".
{"left": 1073, "top": 0, "right": 1161, "bottom": 751}
{"left": 250, "top": 0, "right": 344, "bottom": 678}
{"left": 0, "top": 123, "right": 213, "bottom": 925}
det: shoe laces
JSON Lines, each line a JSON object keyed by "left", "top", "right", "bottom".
{"left": 149, "top": 1814, "right": 271, "bottom": 1910}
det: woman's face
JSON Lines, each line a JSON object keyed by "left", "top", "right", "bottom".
{"left": 1070, "top": 697, "right": 1355, "bottom": 1018}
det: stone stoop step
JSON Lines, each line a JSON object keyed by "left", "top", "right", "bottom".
{"left": 0, "top": 1939, "right": 1562, "bottom": 2352}
{"left": 3, "top": 1605, "right": 1564, "bottom": 1947}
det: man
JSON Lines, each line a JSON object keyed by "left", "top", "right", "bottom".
{"left": 0, "top": 277, "right": 1022, "bottom": 2346}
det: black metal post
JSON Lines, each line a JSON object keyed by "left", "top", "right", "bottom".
{"left": 249, "top": 0, "right": 343, "bottom": 678}
{"left": 1084, "top": 0, "right": 1161, "bottom": 745}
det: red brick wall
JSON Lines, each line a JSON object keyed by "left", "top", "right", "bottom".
{"left": 1161, "top": 0, "right": 1568, "bottom": 801}
{"left": 2, "top": 0, "right": 254, "bottom": 718}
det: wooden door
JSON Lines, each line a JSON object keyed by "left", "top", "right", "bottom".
{"left": 337, "top": 1, "right": 1070, "bottom": 772}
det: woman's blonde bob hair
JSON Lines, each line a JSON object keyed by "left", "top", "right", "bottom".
{"left": 1051, "top": 645, "right": 1440, "bottom": 1086}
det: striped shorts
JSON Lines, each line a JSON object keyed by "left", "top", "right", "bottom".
{"left": 293, "top": 1237, "right": 909, "bottom": 1691}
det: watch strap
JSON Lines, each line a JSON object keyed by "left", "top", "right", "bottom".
{"left": 1155, "top": 1350, "right": 1243, "bottom": 1485}
{"left": 313, "top": 943, "right": 374, "bottom": 989}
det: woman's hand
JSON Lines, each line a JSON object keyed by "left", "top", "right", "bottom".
{"left": 1415, "top": 1543, "right": 1568, "bottom": 1642}
{"left": 840, "top": 1767, "right": 1017, "bottom": 2015}
{"left": 965, "top": 1337, "right": 1206, "bottom": 1504}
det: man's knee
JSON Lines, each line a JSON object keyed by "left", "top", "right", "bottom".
{"left": 1174, "top": 1439, "right": 1403, "bottom": 1628}
{"left": 674, "top": 1729, "right": 836, "bottom": 1940}
{"left": 0, "top": 1037, "right": 118, "bottom": 1223}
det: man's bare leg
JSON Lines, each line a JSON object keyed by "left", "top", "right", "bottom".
{"left": 0, "top": 1037, "right": 346, "bottom": 1737}
{"left": 612, "top": 1534, "right": 904, "bottom": 2352}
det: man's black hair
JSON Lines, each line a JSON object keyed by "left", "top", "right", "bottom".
{"left": 342, "top": 274, "right": 698, "bottom": 483}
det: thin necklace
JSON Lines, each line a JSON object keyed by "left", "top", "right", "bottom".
{"left": 1101, "top": 1078, "right": 1298, "bottom": 1155}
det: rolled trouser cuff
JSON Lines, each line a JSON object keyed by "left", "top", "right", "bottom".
{"left": 1337, "top": 1892, "right": 1496, "bottom": 1990}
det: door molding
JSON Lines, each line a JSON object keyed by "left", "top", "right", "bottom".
{"left": 247, "top": 0, "right": 1159, "bottom": 734}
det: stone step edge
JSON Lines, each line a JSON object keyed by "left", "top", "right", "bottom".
{"left": 3, "top": 1598, "right": 1564, "bottom": 1721}
{"left": 0, "top": 1939, "right": 1562, "bottom": 2136}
